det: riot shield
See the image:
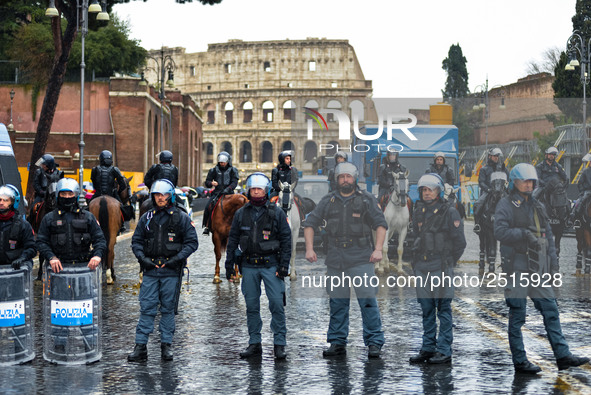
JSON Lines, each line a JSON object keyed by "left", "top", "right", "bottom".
{"left": 43, "top": 263, "right": 102, "bottom": 365}
{"left": 0, "top": 262, "right": 34, "bottom": 365}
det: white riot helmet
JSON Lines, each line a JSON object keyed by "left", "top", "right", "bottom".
{"left": 245, "top": 172, "right": 271, "bottom": 194}
{"left": 583, "top": 153, "right": 591, "bottom": 163}
{"left": 334, "top": 162, "right": 359, "bottom": 180}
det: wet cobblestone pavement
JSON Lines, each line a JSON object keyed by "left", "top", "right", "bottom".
{"left": 1, "top": 214, "right": 591, "bottom": 393}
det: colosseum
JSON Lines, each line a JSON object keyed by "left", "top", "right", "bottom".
{"left": 145, "top": 38, "right": 377, "bottom": 182}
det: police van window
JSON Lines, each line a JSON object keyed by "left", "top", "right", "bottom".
{"left": 395, "top": 157, "right": 457, "bottom": 184}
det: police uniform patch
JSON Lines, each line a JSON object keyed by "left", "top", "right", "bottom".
{"left": 352, "top": 213, "right": 361, "bottom": 218}
{"left": 57, "top": 220, "right": 63, "bottom": 226}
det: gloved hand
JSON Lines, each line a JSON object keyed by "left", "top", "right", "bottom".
{"left": 140, "top": 256, "right": 156, "bottom": 271}
{"left": 222, "top": 187, "right": 232, "bottom": 194}
{"left": 524, "top": 231, "right": 540, "bottom": 250}
{"left": 165, "top": 256, "right": 184, "bottom": 271}
{"left": 225, "top": 260, "right": 235, "bottom": 280}
{"left": 11, "top": 257, "right": 25, "bottom": 270}
{"left": 277, "top": 265, "right": 289, "bottom": 280}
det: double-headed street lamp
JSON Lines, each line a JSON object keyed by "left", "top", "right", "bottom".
{"left": 140, "top": 48, "right": 176, "bottom": 152}
{"left": 7, "top": 89, "right": 15, "bottom": 132}
{"left": 46, "top": 0, "right": 109, "bottom": 201}
{"left": 473, "top": 77, "right": 506, "bottom": 150}
{"left": 566, "top": 30, "right": 591, "bottom": 153}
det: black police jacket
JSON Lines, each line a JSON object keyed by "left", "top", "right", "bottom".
{"left": 535, "top": 160, "right": 567, "bottom": 188}
{"left": 0, "top": 213, "right": 36, "bottom": 265}
{"left": 579, "top": 167, "right": 591, "bottom": 193}
{"left": 132, "top": 205, "right": 198, "bottom": 277}
{"left": 426, "top": 163, "right": 455, "bottom": 185}
{"left": 33, "top": 168, "right": 64, "bottom": 198}
{"left": 226, "top": 201, "right": 292, "bottom": 270}
{"left": 91, "top": 165, "right": 126, "bottom": 198}
{"left": 144, "top": 163, "right": 179, "bottom": 190}
{"left": 303, "top": 188, "right": 387, "bottom": 269}
{"left": 205, "top": 165, "right": 239, "bottom": 194}
{"left": 479, "top": 159, "right": 509, "bottom": 193}
{"left": 36, "top": 208, "right": 106, "bottom": 263}
{"left": 378, "top": 162, "right": 407, "bottom": 194}
{"left": 272, "top": 165, "right": 298, "bottom": 193}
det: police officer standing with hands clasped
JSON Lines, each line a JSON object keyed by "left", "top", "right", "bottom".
{"left": 494, "top": 163, "right": 589, "bottom": 374}
{"left": 128, "top": 179, "right": 198, "bottom": 362}
{"left": 225, "top": 172, "right": 291, "bottom": 360}
{"left": 409, "top": 173, "right": 466, "bottom": 365}
{"left": 303, "top": 162, "right": 387, "bottom": 359}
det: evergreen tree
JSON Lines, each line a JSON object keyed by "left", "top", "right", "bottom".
{"left": 442, "top": 43, "right": 469, "bottom": 99}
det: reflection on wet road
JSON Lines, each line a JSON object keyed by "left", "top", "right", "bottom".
{"left": 1, "top": 214, "right": 591, "bottom": 393}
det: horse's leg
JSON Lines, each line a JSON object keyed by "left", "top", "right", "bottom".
{"left": 397, "top": 226, "right": 408, "bottom": 272}
{"left": 478, "top": 233, "right": 486, "bottom": 276}
{"left": 378, "top": 228, "right": 391, "bottom": 275}
{"left": 212, "top": 232, "right": 223, "bottom": 284}
{"left": 105, "top": 239, "right": 116, "bottom": 284}
{"left": 487, "top": 236, "right": 496, "bottom": 274}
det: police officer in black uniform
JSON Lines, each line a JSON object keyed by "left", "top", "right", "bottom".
{"left": 569, "top": 153, "right": 591, "bottom": 228}
{"left": 225, "top": 173, "right": 292, "bottom": 360}
{"left": 0, "top": 184, "right": 36, "bottom": 270}
{"left": 90, "top": 150, "right": 127, "bottom": 202}
{"left": 128, "top": 179, "right": 198, "bottom": 362}
{"left": 32, "top": 153, "right": 64, "bottom": 206}
{"left": 473, "top": 148, "right": 509, "bottom": 233}
{"left": 494, "top": 163, "right": 589, "bottom": 374}
{"left": 426, "top": 152, "right": 455, "bottom": 186}
{"left": 409, "top": 173, "right": 466, "bottom": 365}
{"left": 378, "top": 151, "right": 407, "bottom": 203}
{"left": 327, "top": 151, "right": 348, "bottom": 192}
{"left": 535, "top": 146, "right": 568, "bottom": 190}
{"left": 202, "top": 151, "right": 239, "bottom": 235}
{"left": 304, "top": 162, "right": 387, "bottom": 359}
{"left": 144, "top": 150, "right": 179, "bottom": 190}
{"left": 271, "top": 151, "right": 298, "bottom": 212}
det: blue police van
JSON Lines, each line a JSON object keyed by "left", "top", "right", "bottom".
{"left": 0, "top": 123, "right": 26, "bottom": 215}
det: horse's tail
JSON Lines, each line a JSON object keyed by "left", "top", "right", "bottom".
{"left": 99, "top": 198, "right": 111, "bottom": 247}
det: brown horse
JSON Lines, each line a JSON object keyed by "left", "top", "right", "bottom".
{"left": 88, "top": 176, "right": 133, "bottom": 284}
{"left": 29, "top": 181, "right": 58, "bottom": 280}
{"left": 575, "top": 199, "right": 591, "bottom": 275}
{"left": 211, "top": 194, "right": 248, "bottom": 284}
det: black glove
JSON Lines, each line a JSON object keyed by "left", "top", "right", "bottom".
{"left": 222, "top": 187, "right": 232, "bottom": 194}
{"left": 524, "top": 231, "right": 540, "bottom": 250}
{"left": 165, "top": 256, "right": 184, "bottom": 271}
{"left": 140, "top": 256, "right": 156, "bottom": 271}
{"left": 225, "top": 260, "right": 235, "bottom": 280}
{"left": 277, "top": 265, "right": 289, "bottom": 280}
{"left": 11, "top": 257, "right": 25, "bottom": 270}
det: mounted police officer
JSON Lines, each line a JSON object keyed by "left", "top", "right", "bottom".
{"left": 271, "top": 151, "right": 298, "bottom": 212}
{"left": 202, "top": 151, "right": 239, "bottom": 235}
{"left": 327, "top": 151, "right": 348, "bottom": 192}
{"left": 535, "top": 146, "right": 568, "bottom": 191}
{"left": 90, "top": 150, "right": 126, "bottom": 202}
{"left": 144, "top": 150, "right": 179, "bottom": 190}
{"left": 494, "top": 163, "right": 589, "bottom": 374}
{"left": 0, "top": 184, "right": 35, "bottom": 270}
{"left": 303, "top": 162, "right": 387, "bottom": 359}
{"left": 32, "top": 153, "right": 64, "bottom": 206}
{"left": 426, "top": 152, "right": 455, "bottom": 186}
{"left": 225, "top": 173, "right": 291, "bottom": 359}
{"left": 378, "top": 151, "right": 407, "bottom": 204}
{"left": 128, "top": 179, "right": 198, "bottom": 362}
{"left": 569, "top": 153, "right": 591, "bottom": 228}
{"left": 473, "top": 148, "right": 509, "bottom": 233}
{"left": 409, "top": 173, "right": 466, "bottom": 365}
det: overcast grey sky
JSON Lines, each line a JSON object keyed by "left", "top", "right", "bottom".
{"left": 113, "top": 0, "right": 577, "bottom": 99}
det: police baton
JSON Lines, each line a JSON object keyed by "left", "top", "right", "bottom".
{"left": 174, "top": 264, "right": 188, "bottom": 315}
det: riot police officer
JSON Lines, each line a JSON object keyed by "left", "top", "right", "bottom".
{"left": 225, "top": 173, "right": 292, "bottom": 359}
{"left": 426, "top": 152, "right": 455, "bottom": 186}
{"left": 32, "top": 153, "right": 64, "bottom": 206}
{"left": 378, "top": 151, "right": 407, "bottom": 203}
{"left": 90, "top": 150, "right": 127, "bottom": 202}
{"left": 271, "top": 151, "right": 298, "bottom": 212}
{"left": 494, "top": 163, "right": 589, "bottom": 374}
{"left": 535, "top": 146, "right": 568, "bottom": 189}
{"left": 569, "top": 153, "right": 591, "bottom": 228}
{"left": 303, "top": 162, "right": 387, "bottom": 359}
{"left": 327, "top": 151, "right": 348, "bottom": 192}
{"left": 0, "top": 184, "right": 35, "bottom": 269}
{"left": 144, "top": 150, "right": 179, "bottom": 190}
{"left": 128, "top": 179, "right": 198, "bottom": 362}
{"left": 473, "top": 148, "right": 509, "bottom": 233}
{"left": 36, "top": 178, "right": 106, "bottom": 273}
{"left": 409, "top": 174, "right": 466, "bottom": 365}
{"left": 202, "top": 151, "right": 239, "bottom": 235}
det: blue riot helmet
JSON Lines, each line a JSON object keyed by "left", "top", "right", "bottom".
{"left": 508, "top": 163, "right": 538, "bottom": 192}
{"left": 150, "top": 179, "right": 176, "bottom": 205}
{"left": 37, "top": 153, "right": 55, "bottom": 170}
{"left": 417, "top": 173, "right": 445, "bottom": 202}
{"left": 159, "top": 150, "right": 173, "bottom": 164}
{"left": 245, "top": 172, "right": 271, "bottom": 195}
{"left": 334, "top": 162, "right": 359, "bottom": 180}
{"left": 99, "top": 150, "right": 113, "bottom": 166}
{"left": 0, "top": 184, "right": 20, "bottom": 211}
{"left": 56, "top": 178, "right": 80, "bottom": 209}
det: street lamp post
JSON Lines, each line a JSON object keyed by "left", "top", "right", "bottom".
{"left": 7, "top": 89, "right": 15, "bottom": 132}
{"left": 473, "top": 78, "right": 506, "bottom": 151}
{"left": 566, "top": 30, "right": 591, "bottom": 154}
{"left": 140, "top": 48, "right": 175, "bottom": 152}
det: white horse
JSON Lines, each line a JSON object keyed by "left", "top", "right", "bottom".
{"left": 277, "top": 181, "right": 301, "bottom": 281}
{"left": 376, "top": 171, "right": 410, "bottom": 275}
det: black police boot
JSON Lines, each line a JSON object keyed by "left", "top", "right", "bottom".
{"left": 274, "top": 345, "right": 287, "bottom": 360}
{"left": 202, "top": 227, "right": 210, "bottom": 236}
{"left": 323, "top": 343, "right": 346, "bottom": 357}
{"left": 127, "top": 343, "right": 148, "bottom": 362}
{"left": 161, "top": 343, "right": 173, "bottom": 361}
{"left": 240, "top": 343, "right": 262, "bottom": 358}
{"left": 514, "top": 360, "right": 541, "bottom": 374}
{"left": 409, "top": 350, "right": 435, "bottom": 364}
{"left": 368, "top": 345, "right": 382, "bottom": 358}
{"left": 428, "top": 352, "right": 452, "bottom": 364}
{"left": 557, "top": 355, "right": 590, "bottom": 370}
{"left": 574, "top": 220, "right": 582, "bottom": 229}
